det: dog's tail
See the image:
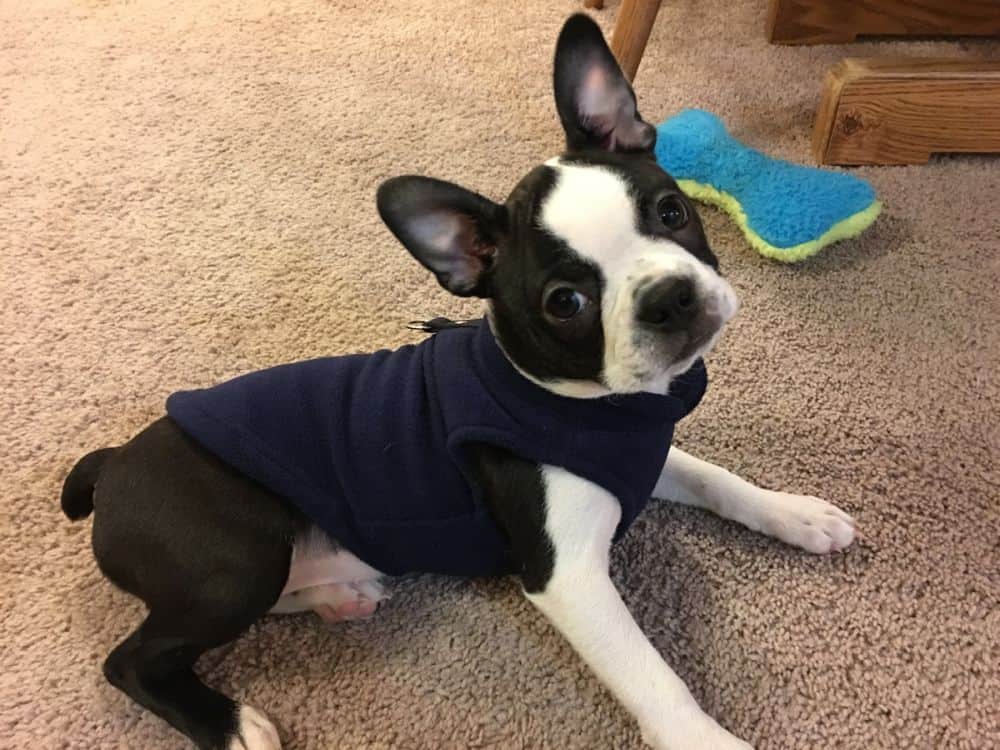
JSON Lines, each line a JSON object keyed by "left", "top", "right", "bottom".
{"left": 61, "top": 447, "right": 117, "bottom": 520}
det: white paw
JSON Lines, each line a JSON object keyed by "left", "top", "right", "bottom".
{"left": 643, "top": 716, "right": 754, "bottom": 750}
{"left": 228, "top": 705, "right": 281, "bottom": 750}
{"left": 758, "top": 491, "right": 857, "bottom": 554}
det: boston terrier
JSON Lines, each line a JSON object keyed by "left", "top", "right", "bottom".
{"left": 61, "top": 14, "right": 856, "bottom": 750}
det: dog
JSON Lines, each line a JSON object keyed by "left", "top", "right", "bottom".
{"left": 61, "top": 14, "right": 856, "bottom": 750}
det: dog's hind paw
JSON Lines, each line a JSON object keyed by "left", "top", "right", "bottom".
{"left": 758, "top": 491, "right": 857, "bottom": 554}
{"left": 228, "top": 705, "right": 281, "bottom": 750}
{"left": 643, "top": 715, "right": 754, "bottom": 750}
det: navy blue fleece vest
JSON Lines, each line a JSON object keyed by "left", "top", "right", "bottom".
{"left": 166, "top": 321, "right": 707, "bottom": 578}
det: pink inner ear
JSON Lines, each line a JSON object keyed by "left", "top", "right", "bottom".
{"left": 454, "top": 214, "right": 496, "bottom": 262}
{"left": 577, "top": 64, "right": 651, "bottom": 151}
{"left": 579, "top": 67, "right": 615, "bottom": 132}
{"left": 411, "top": 211, "right": 494, "bottom": 290}
{"left": 469, "top": 237, "right": 496, "bottom": 263}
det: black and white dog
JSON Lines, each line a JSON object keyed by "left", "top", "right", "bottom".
{"left": 62, "top": 15, "right": 855, "bottom": 750}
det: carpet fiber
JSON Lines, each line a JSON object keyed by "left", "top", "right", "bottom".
{"left": 3, "top": 1, "right": 998, "bottom": 747}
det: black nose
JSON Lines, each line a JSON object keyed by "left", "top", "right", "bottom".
{"left": 636, "top": 277, "right": 698, "bottom": 331}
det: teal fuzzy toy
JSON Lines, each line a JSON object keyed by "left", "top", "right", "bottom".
{"left": 655, "top": 109, "right": 881, "bottom": 262}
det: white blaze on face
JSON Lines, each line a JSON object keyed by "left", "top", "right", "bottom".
{"left": 539, "top": 159, "right": 738, "bottom": 394}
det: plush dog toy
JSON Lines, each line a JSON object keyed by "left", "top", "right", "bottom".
{"left": 656, "top": 109, "right": 881, "bottom": 262}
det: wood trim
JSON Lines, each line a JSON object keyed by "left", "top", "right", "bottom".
{"left": 768, "top": 0, "right": 1000, "bottom": 45}
{"left": 813, "top": 58, "right": 1000, "bottom": 165}
{"left": 812, "top": 62, "right": 850, "bottom": 163}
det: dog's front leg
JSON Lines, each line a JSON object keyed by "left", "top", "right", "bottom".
{"left": 527, "top": 466, "right": 752, "bottom": 750}
{"left": 654, "top": 447, "right": 856, "bottom": 554}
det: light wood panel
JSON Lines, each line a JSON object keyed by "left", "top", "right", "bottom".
{"left": 813, "top": 58, "right": 1000, "bottom": 165}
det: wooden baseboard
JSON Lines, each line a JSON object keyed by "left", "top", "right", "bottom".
{"left": 813, "top": 58, "right": 1000, "bottom": 165}
{"left": 768, "top": 0, "right": 1000, "bottom": 44}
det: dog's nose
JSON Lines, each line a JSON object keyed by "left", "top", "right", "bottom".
{"left": 636, "top": 277, "right": 698, "bottom": 332}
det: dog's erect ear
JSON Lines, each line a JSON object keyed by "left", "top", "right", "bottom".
{"left": 553, "top": 14, "right": 655, "bottom": 153}
{"left": 377, "top": 176, "right": 506, "bottom": 298}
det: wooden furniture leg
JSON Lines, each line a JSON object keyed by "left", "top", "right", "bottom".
{"left": 813, "top": 58, "right": 1000, "bottom": 165}
{"left": 768, "top": 0, "right": 1000, "bottom": 45}
{"left": 583, "top": 0, "right": 605, "bottom": 9}
{"left": 610, "top": 0, "right": 664, "bottom": 82}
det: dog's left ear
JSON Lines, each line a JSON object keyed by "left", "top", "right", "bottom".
{"left": 377, "top": 176, "right": 506, "bottom": 298}
{"left": 553, "top": 14, "right": 656, "bottom": 153}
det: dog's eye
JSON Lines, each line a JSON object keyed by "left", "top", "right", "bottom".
{"left": 657, "top": 195, "right": 689, "bottom": 230}
{"left": 545, "top": 287, "right": 588, "bottom": 320}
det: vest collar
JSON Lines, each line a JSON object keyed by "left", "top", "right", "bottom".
{"left": 470, "top": 318, "right": 704, "bottom": 430}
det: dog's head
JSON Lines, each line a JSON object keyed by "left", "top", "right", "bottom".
{"left": 378, "top": 14, "right": 738, "bottom": 396}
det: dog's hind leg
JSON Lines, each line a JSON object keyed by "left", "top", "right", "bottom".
{"left": 654, "top": 446, "right": 857, "bottom": 554}
{"left": 103, "top": 610, "right": 281, "bottom": 750}
{"left": 89, "top": 418, "right": 297, "bottom": 749}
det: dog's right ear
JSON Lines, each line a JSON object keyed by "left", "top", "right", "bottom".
{"left": 553, "top": 13, "right": 655, "bottom": 153}
{"left": 377, "top": 176, "right": 507, "bottom": 298}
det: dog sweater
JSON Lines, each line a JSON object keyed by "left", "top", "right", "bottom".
{"left": 166, "top": 320, "right": 707, "bottom": 578}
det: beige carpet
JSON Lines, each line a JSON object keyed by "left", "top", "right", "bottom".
{"left": 3, "top": 0, "right": 999, "bottom": 747}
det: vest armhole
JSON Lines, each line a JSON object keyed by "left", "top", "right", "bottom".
{"left": 445, "top": 426, "right": 638, "bottom": 509}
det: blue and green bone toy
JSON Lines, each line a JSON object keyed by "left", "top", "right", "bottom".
{"left": 655, "top": 110, "right": 881, "bottom": 262}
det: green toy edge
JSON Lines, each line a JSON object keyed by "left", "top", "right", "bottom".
{"left": 676, "top": 179, "right": 882, "bottom": 263}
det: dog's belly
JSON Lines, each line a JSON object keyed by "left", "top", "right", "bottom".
{"left": 270, "top": 524, "right": 388, "bottom": 622}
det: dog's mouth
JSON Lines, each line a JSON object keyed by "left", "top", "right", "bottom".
{"left": 631, "top": 281, "right": 738, "bottom": 374}
{"left": 614, "top": 319, "right": 723, "bottom": 394}
{"left": 674, "top": 285, "right": 739, "bottom": 362}
{"left": 674, "top": 316, "right": 723, "bottom": 362}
